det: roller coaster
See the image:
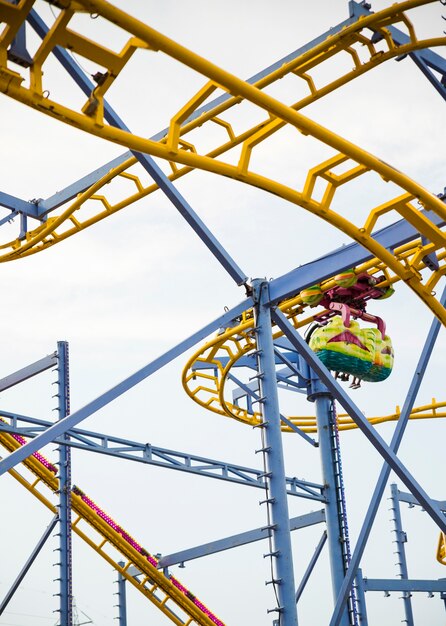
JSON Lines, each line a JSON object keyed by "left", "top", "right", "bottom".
{"left": 0, "top": 1, "right": 445, "bottom": 625}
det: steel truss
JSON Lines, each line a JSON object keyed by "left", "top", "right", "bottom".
{"left": 0, "top": 1, "right": 445, "bottom": 625}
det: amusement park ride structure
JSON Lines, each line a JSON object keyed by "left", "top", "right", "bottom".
{"left": 0, "top": 1, "right": 445, "bottom": 625}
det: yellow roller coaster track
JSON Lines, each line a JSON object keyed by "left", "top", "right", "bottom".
{"left": 437, "top": 532, "right": 446, "bottom": 565}
{"left": 0, "top": 0, "right": 445, "bottom": 326}
{"left": 182, "top": 253, "right": 446, "bottom": 430}
{"left": 0, "top": 425, "right": 225, "bottom": 626}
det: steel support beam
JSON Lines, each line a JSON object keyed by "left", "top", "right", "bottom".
{"left": 0, "top": 515, "right": 58, "bottom": 615}
{"left": 28, "top": 10, "right": 247, "bottom": 286}
{"left": 396, "top": 491, "right": 446, "bottom": 512}
{"left": 0, "top": 191, "right": 39, "bottom": 218}
{"left": 268, "top": 206, "right": 445, "bottom": 305}
{"left": 355, "top": 569, "right": 368, "bottom": 626}
{"left": 253, "top": 279, "right": 298, "bottom": 626}
{"left": 314, "top": 392, "right": 350, "bottom": 626}
{"left": 390, "top": 483, "right": 414, "bottom": 626}
{"left": 227, "top": 371, "right": 316, "bottom": 446}
{"left": 295, "top": 531, "right": 327, "bottom": 604}
{"left": 115, "top": 562, "right": 127, "bottom": 626}
{"left": 0, "top": 410, "right": 323, "bottom": 500}
{"left": 55, "top": 341, "right": 72, "bottom": 626}
{"left": 157, "top": 510, "right": 325, "bottom": 568}
{"left": 363, "top": 579, "right": 446, "bottom": 593}
{"left": 0, "top": 298, "right": 252, "bottom": 476}
{"left": 0, "top": 353, "right": 57, "bottom": 393}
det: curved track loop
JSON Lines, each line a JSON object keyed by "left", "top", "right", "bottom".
{"left": 0, "top": 426, "right": 225, "bottom": 626}
{"left": 182, "top": 252, "right": 445, "bottom": 430}
{"left": 0, "top": 1, "right": 445, "bottom": 323}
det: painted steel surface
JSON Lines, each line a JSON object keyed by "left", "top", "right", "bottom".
{"left": 0, "top": 426, "right": 225, "bottom": 626}
{"left": 0, "top": 2, "right": 444, "bottom": 323}
{"left": 183, "top": 263, "right": 445, "bottom": 432}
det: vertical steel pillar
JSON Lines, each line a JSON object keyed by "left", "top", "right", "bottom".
{"left": 355, "top": 569, "right": 368, "bottom": 626}
{"left": 390, "top": 484, "right": 414, "bottom": 626}
{"left": 312, "top": 390, "right": 350, "bottom": 626}
{"left": 55, "top": 341, "right": 73, "bottom": 626}
{"left": 116, "top": 562, "right": 128, "bottom": 626}
{"left": 252, "top": 279, "right": 298, "bottom": 626}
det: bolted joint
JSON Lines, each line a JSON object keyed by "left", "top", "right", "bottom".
{"left": 265, "top": 578, "right": 282, "bottom": 586}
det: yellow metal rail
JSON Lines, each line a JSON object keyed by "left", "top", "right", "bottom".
{"left": 0, "top": 1, "right": 445, "bottom": 324}
{"left": 0, "top": 427, "right": 225, "bottom": 626}
{"left": 182, "top": 253, "right": 445, "bottom": 430}
{"left": 437, "top": 533, "right": 446, "bottom": 565}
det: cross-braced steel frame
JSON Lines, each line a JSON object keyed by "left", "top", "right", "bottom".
{"left": 0, "top": 1, "right": 445, "bottom": 625}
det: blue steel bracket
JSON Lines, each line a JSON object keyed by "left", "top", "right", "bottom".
{"left": 0, "top": 411, "right": 325, "bottom": 501}
{"left": 0, "top": 191, "right": 40, "bottom": 219}
{"left": 362, "top": 579, "right": 446, "bottom": 594}
{"left": 396, "top": 490, "right": 446, "bottom": 512}
{"left": 227, "top": 368, "right": 317, "bottom": 446}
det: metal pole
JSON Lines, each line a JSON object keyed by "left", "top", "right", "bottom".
{"left": 252, "top": 279, "right": 298, "bottom": 626}
{"left": 55, "top": 340, "right": 73, "bottom": 626}
{"left": 390, "top": 484, "right": 414, "bottom": 626}
{"left": 355, "top": 569, "right": 368, "bottom": 626}
{"left": 0, "top": 515, "right": 58, "bottom": 615}
{"left": 116, "top": 562, "right": 128, "bottom": 626}
{"left": 295, "top": 531, "right": 327, "bottom": 603}
{"left": 313, "top": 392, "right": 350, "bottom": 626}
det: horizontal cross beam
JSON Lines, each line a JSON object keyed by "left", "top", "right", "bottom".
{"left": 363, "top": 579, "right": 446, "bottom": 593}
{"left": 0, "top": 412, "right": 324, "bottom": 501}
{"left": 157, "top": 509, "right": 325, "bottom": 568}
{"left": 0, "top": 353, "right": 57, "bottom": 393}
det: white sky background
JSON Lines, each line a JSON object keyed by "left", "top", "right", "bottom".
{"left": 0, "top": 1, "right": 445, "bottom": 625}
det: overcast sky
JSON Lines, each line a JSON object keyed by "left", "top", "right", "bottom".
{"left": 0, "top": 1, "right": 445, "bottom": 625}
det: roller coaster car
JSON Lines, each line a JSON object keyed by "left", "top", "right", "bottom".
{"left": 309, "top": 303, "right": 394, "bottom": 388}
{"left": 301, "top": 271, "right": 394, "bottom": 308}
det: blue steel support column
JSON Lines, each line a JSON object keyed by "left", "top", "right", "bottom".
{"left": 55, "top": 341, "right": 72, "bottom": 626}
{"left": 115, "top": 562, "right": 128, "bottom": 626}
{"left": 252, "top": 279, "right": 298, "bottom": 626}
{"left": 355, "top": 569, "right": 368, "bottom": 626}
{"left": 312, "top": 390, "right": 350, "bottom": 626}
{"left": 390, "top": 483, "right": 414, "bottom": 626}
